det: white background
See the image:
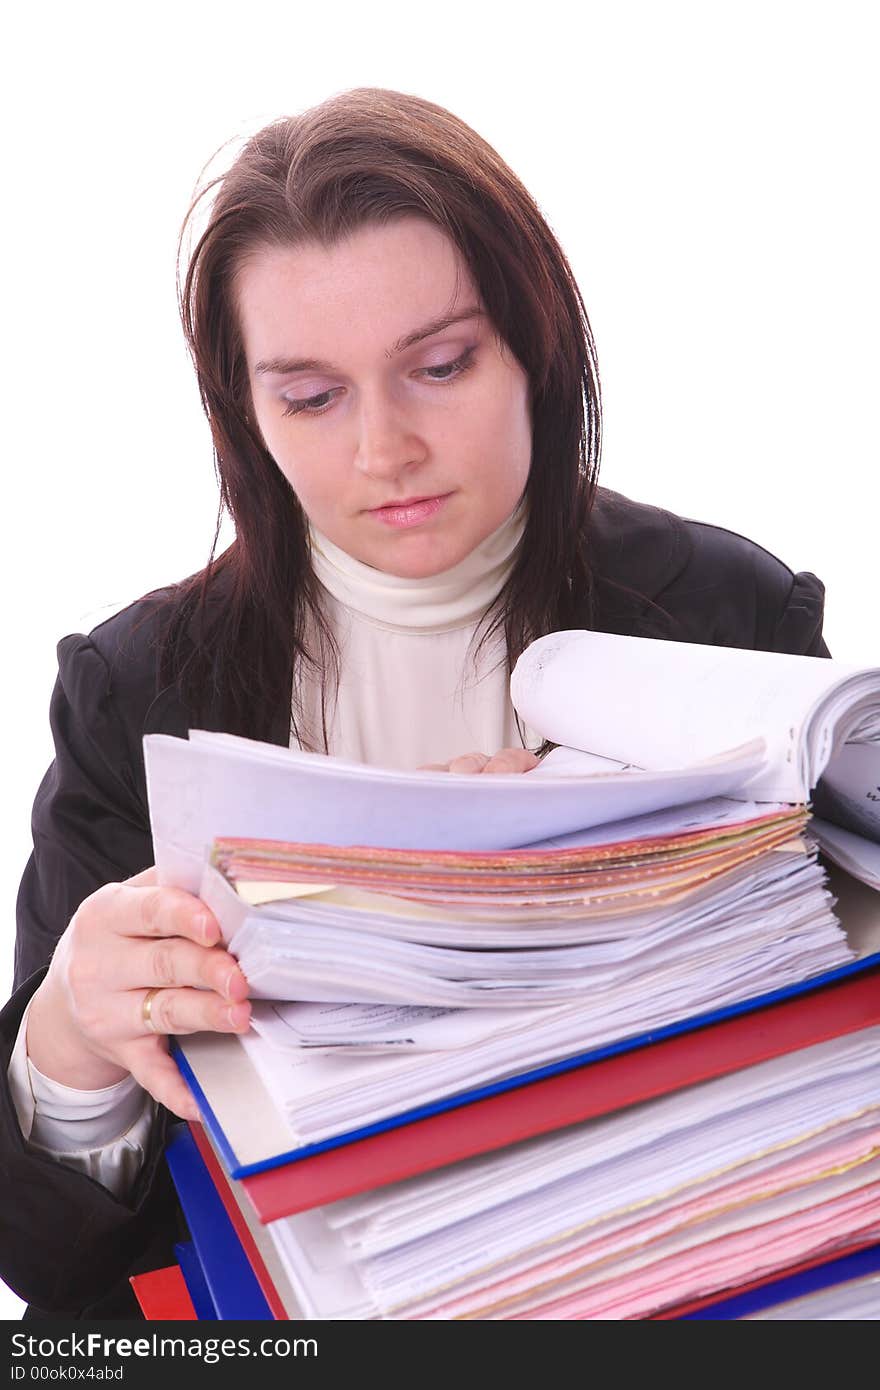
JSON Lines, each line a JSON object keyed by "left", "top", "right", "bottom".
{"left": 1, "top": 0, "right": 877, "bottom": 1320}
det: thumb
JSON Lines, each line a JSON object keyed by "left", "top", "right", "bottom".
{"left": 125, "top": 865, "right": 159, "bottom": 888}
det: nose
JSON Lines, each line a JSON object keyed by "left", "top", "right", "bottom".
{"left": 352, "top": 391, "right": 427, "bottom": 481}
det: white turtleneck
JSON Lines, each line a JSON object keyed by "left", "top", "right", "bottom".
{"left": 303, "top": 501, "right": 537, "bottom": 769}
{"left": 10, "top": 502, "right": 538, "bottom": 1196}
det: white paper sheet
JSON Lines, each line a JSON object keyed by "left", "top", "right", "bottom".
{"left": 144, "top": 730, "right": 768, "bottom": 893}
{"left": 510, "top": 630, "right": 879, "bottom": 803}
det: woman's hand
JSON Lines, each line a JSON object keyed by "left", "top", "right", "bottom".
{"left": 25, "top": 866, "right": 250, "bottom": 1122}
{"left": 419, "top": 748, "right": 540, "bottom": 774}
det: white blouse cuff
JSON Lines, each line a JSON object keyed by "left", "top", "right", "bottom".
{"left": 8, "top": 997, "right": 155, "bottom": 1199}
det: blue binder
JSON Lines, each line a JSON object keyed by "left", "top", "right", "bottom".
{"left": 165, "top": 1124, "right": 274, "bottom": 1320}
{"left": 173, "top": 1240, "right": 217, "bottom": 1320}
{"left": 679, "top": 1243, "right": 880, "bottom": 1319}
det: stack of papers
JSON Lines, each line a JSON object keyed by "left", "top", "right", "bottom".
{"left": 274, "top": 1029, "right": 880, "bottom": 1320}
{"left": 143, "top": 628, "right": 880, "bottom": 1319}
{"left": 182, "top": 1026, "right": 880, "bottom": 1320}
{"left": 201, "top": 800, "right": 831, "bottom": 1008}
{"left": 174, "top": 795, "right": 877, "bottom": 1168}
{"left": 163, "top": 968, "right": 880, "bottom": 1320}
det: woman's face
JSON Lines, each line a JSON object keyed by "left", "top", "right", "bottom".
{"left": 236, "top": 217, "right": 532, "bottom": 578}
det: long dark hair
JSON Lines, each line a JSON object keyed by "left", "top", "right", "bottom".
{"left": 161, "top": 87, "right": 602, "bottom": 746}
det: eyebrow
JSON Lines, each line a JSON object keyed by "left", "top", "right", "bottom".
{"left": 253, "top": 306, "right": 485, "bottom": 377}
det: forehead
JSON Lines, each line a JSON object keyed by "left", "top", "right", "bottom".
{"left": 235, "top": 217, "right": 478, "bottom": 361}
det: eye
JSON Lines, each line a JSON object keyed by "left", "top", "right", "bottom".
{"left": 280, "top": 346, "right": 478, "bottom": 419}
{"left": 281, "top": 389, "right": 341, "bottom": 418}
{"left": 420, "top": 346, "right": 478, "bottom": 382}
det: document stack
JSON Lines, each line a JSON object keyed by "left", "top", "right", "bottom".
{"left": 138, "top": 631, "right": 880, "bottom": 1320}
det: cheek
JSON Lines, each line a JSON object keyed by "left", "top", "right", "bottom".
{"left": 257, "top": 415, "right": 326, "bottom": 501}
{"left": 278, "top": 459, "right": 331, "bottom": 512}
{"left": 493, "top": 375, "right": 533, "bottom": 484}
{"left": 461, "top": 369, "right": 530, "bottom": 457}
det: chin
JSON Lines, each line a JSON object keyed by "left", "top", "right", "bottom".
{"left": 375, "top": 555, "right": 456, "bottom": 580}
{"left": 315, "top": 527, "right": 449, "bottom": 577}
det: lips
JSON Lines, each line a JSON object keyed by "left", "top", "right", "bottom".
{"left": 366, "top": 493, "right": 452, "bottom": 528}
{"left": 369, "top": 494, "right": 446, "bottom": 511}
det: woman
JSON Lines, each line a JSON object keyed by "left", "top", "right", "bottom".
{"left": 0, "top": 87, "right": 828, "bottom": 1319}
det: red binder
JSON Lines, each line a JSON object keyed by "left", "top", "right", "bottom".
{"left": 187, "top": 1122, "right": 289, "bottom": 1319}
{"left": 129, "top": 1264, "right": 198, "bottom": 1320}
{"left": 239, "top": 968, "right": 880, "bottom": 1223}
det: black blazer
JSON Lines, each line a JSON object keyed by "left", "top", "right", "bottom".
{"left": 0, "top": 489, "right": 830, "bottom": 1318}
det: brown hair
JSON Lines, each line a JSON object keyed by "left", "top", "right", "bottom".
{"left": 162, "top": 86, "right": 602, "bottom": 745}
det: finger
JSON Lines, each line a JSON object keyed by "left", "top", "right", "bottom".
{"left": 64, "top": 972, "right": 251, "bottom": 1049}
{"left": 134, "top": 986, "right": 252, "bottom": 1039}
{"left": 446, "top": 752, "right": 491, "bottom": 775}
{"left": 482, "top": 749, "right": 542, "bottom": 774}
{"left": 112, "top": 939, "right": 249, "bottom": 1001}
{"left": 97, "top": 883, "right": 221, "bottom": 948}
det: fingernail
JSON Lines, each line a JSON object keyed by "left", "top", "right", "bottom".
{"left": 197, "top": 912, "right": 216, "bottom": 943}
{"left": 227, "top": 1003, "right": 250, "bottom": 1030}
{"left": 224, "top": 965, "right": 242, "bottom": 999}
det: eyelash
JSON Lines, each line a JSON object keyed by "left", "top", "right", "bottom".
{"left": 280, "top": 346, "right": 478, "bottom": 418}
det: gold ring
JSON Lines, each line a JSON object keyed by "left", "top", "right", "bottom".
{"left": 142, "top": 987, "right": 161, "bottom": 1034}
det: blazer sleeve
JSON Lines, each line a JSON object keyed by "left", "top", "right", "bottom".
{"left": 14, "top": 634, "right": 156, "bottom": 989}
{"left": 0, "top": 972, "right": 179, "bottom": 1316}
{"left": 2, "top": 633, "right": 179, "bottom": 1316}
